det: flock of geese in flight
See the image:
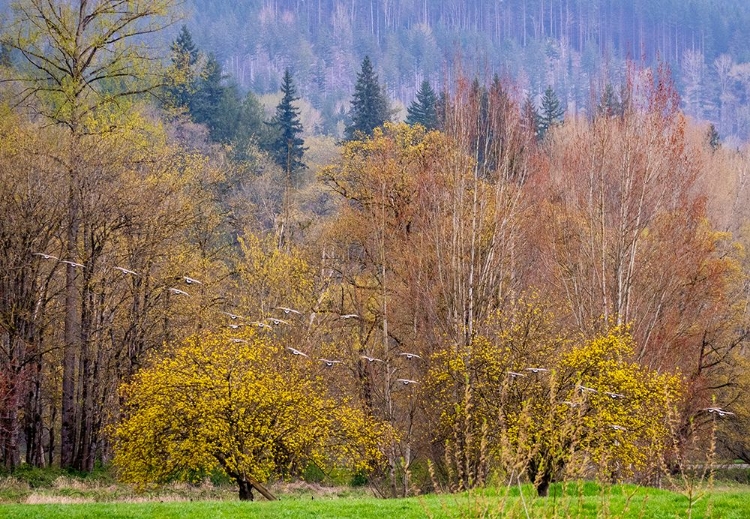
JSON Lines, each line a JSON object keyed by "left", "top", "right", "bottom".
{"left": 33, "top": 252, "right": 738, "bottom": 418}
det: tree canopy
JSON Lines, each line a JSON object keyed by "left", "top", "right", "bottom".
{"left": 114, "top": 330, "right": 387, "bottom": 500}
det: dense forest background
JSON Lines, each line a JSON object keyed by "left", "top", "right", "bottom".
{"left": 177, "top": 0, "right": 750, "bottom": 143}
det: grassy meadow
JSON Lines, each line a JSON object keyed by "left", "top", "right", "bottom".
{"left": 2, "top": 478, "right": 750, "bottom": 518}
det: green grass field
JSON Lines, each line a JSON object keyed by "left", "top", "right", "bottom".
{"left": 2, "top": 482, "right": 750, "bottom": 519}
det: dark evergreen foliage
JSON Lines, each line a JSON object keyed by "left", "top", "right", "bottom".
{"left": 598, "top": 83, "right": 623, "bottom": 118}
{"left": 707, "top": 123, "right": 721, "bottom": 151}
{"left": 406, "top": 80, "right": 438, "bottom": 130}
{"left": 345, "top": 56, "right": 390, "bottom": 141}
{"left": 190, "top": 53, "right": 224, "bottom": 124}
{"left": 269, "top": 69, "right": 306, "bottom": 174}
{"left": 184, "top": 0, "right": 750, "bottom": 141}
{"left": 189, "top": 53, "right": 245, "bottom": 143}
{"left": 165, "top": 25, "right": 200, "bottom": 111}
{"left": 539, "top": 86, "right": 564, "bottom": 139}
{"left": 233, "top": 91, "right": 271, "bottom": 150}
{"left": 173, "top": 25, "right": 199, "bottom": 65}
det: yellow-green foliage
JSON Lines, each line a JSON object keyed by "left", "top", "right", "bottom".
{"left": 426, "top": 313, "right": 682, "bottom": 488}
{"left": 557, "top": 327, "right": 683, "bottom": 478}
{"left": 113, "top": 330, "right": 387, "bottom": 489}
{"left": 236, "top": 232, "right": 315, "bottom": 315}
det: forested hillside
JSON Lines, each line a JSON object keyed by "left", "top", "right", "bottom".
{"left": 1, "top": 0, "right": 750, "bottom": 504}
{"left": 184, "top": 0, "right": 750, "bottom": 142}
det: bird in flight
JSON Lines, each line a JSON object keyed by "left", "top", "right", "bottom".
{"left": 525, "top": 367, "right": 548, "bottom": 374}
{"left": 360, "top": 355, "right": 383, "bottom": 363}
{"left": 275, "top": 306, "right": 301, "bottom": 315}
{"left": 604, "top": 391, "right": 625, "bottom": 399}
{"left": 60, "top": 260, "right": 84, "bottom": 268}
{"left": 114, "top": 266, "right": 139, "bottom": 276}
{"left": 33, "top": 253, "right": 58, "bottom": 260}
{"left": 169, "top": 288, "right": 189, "bottom": 296}
{"left": 507, "top": 371, "right": 526, "bottom": 378}
{"left": 287, "top": 347, "right": 309, "bottom": 357}
{"left": 609, "top": 424, "right": 627, "bottom": 431}
{"left": 267, "top": 318, "right": 289, "bottom": 326}
{"left": 250, "top": 321, "right": 272, "bottom": 330}
{"left": 182, "top": 276, "right": 202, "bottom": 285}
{"left": 230, "top": 339, "right": 249, "bottom": 344}
{"left": 224, "top": 312, "right": 243, "bottom": 320}
{"left": 341, "top": 314, "right": 359, "bottom": 319}
{"left": 704, "top": 407, "right": 735, "bottom": 417}
{"left": 319, "top": 358, "right": 342, "bottom": 367}
{"left": 399, "top": 352, "right": 421, "bottom": 360}
{"left": 577, "top": 385, "right": 597, "bottom": 394}
{"left": 227, "top": 324, "right": 244, "bottom": 329}
{"left": 397, "top": 379, "right": 418, "bottom": 385}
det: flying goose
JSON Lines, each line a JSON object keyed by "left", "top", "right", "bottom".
{"left": 114, "top": 266, "right": 139, "bottom": 276}
{"left": 275, "top": 306, "right": 301, "bottom": 315}
{"left": 704, "top": 407, "right": 734, "bottom": 417}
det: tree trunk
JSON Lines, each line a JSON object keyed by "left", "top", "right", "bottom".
{"left": 528, "top": 458, "right": 553, "bottom": 497}
{"left": 535, "top": 471, "right": 552, "bottom": 497}
{"left": 238, "top": 478, "right": 254, "bottom": 501}
{"left": 61, "top": 177, "right": 80, "bottom": 469}
{"left": 230, "top": 472, "right": 276, "bottom": 501}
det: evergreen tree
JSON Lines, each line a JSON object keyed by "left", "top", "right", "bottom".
{"left": 234, "top": 92, "right": 270, "bottom": 144}
{"left": 345, "top": 56, "right": 389, "bottom": 140}
{"left": 539, "top": 85, "right": 564, "bottom": 139}
{"left": 707, "top": 123, "right": 721, "bottom": 151}
{"left": 165, "top": 25, "right": 200, "bottom": 111}
{"left": 406, "top": 80, "right": 438, "bottom": 130}
{"left": 190, "top": 53, "right": 242, "bottom": 143}
{"left": 173, "top": 25, "right": 199, "bottom": 64}
{"left": 597, "top": 83, "right": 623, "bottom": 118}
{"left": 269, "top": 69, "right": 306, "bottom": 174}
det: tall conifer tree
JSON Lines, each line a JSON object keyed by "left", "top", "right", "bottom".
{"left": 270, "top": 69, "right": 306, "bottom": 174}
{"left": 406, "top": 80, "right": 438, "bottom": 130}
{"left": 165, "top": 26, "right": 200, "bottom": 110}
{"left": 539, "top": 85, "right": 564, "bottom": 139}
{"left": 345, "top": 56, "right": 389, "bottom": 140}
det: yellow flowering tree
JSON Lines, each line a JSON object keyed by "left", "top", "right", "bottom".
{"left": 113, "top": 330, "right": 387, "bottom": 500}
{"left": 426, "top": 318, "right": 682, "bottom": 496}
